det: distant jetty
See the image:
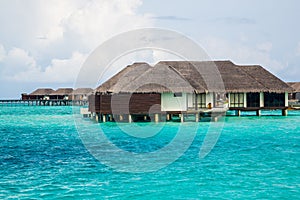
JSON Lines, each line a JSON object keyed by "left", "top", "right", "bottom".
{"left": 0, "top": 88, "right": 93, "bottom": 106}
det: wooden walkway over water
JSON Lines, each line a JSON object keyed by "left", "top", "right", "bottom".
{"left": 0, "top": 99, "right": 88, "bottom": 106}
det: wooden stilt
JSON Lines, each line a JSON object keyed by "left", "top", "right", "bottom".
{"left": 128, "top": 115, "right": 132, "bottom": 123}
{"left": 213, "top": 116, "right": 218, "bottom": 122}
{"left": 95, "top": 114, "right": 99, "bottom": 123}
{"left": 256, "top": 110, "right": 261, "bottom": 116}
{"left": 195, "top": 113, "right": 199, "bottom": 122}
{"left": 154, "top": 114, "right": 159, "bottom": 123}
{"left": 180, "top": 114, "right": 184, "bottom": 123}
{"left": 282, "top": 109, "right": 288, "bottom": 116}
{"left": 166, "top": 114, "right": 170, "bottom": 121}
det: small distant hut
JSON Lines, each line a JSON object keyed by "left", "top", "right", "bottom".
{"left": 71, "top": 88, "right": 93, "bottom": 101}
{"left": 26, "top": 88, "right": 55, "bottom": 100}
{"left": 50, "top": 88, "right": 73, "bottom": 100}
{"left": 287, "top": 82, "right": 300, "bottom": 101}
{"left": 21, "top": 93, "right": 29, "bottom": 100}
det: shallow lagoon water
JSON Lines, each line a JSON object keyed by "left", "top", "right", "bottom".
{"left": 0, "top": 106, "right": 299, "bottom": 199}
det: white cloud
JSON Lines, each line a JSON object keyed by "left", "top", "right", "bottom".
{"left": 0, "top": 0, "right": 153, "bottom": 84}
{"left": 256, "top": 42, "right": 273, "bottom": 52}
{"left": 296, "top": 42, "right": 300, "bottom": 56}
{"left": 0, "top": 46, "right": 87, "bottom": 83}
{"left": 63, "top": 0, "right": 153, "bottom": 50}
{"left": 42, "top": 52, "right": 87, "bottom": 83}
{"left": 0, "top": 47, "right": 38, "bottom": 79}
{"left": 202, "top": 37, "right": 285, "bottom": 74}
{"left": 0, "top": 44, "right": 5, "bottom": 61}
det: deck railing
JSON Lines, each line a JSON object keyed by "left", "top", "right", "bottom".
{"left": 0, "top": 99, "right": 88, "bottom": 106}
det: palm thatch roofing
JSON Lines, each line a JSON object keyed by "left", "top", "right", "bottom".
{"left": 30, "top": 88, "right": 55, "bottom": 96}
{"left": 50, "top": 88, "right": 74, "bottom": 96}
{"left": 96, "top": 62, "right": 152, "bottom": 93}
{"left": 96, "top": 60, "right": 293, "bottom": 94}
{"left": 72, "top": 88, "right": 93, "bottom": 95}
{"left": 119, "top": 63, "right": 195, "bottom": 93}
{"left": 239, "top": 65, "right": 292, "bottom": 93}
{"left": 287, "top": 82, "right": 300, "bottom": 93}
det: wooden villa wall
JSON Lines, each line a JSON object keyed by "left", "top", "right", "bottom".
{"left": 129, "top": 93, "right": 161, "bottom": 114}
{"left": 25, "top": 95, "right": 45, "bottom": 100}
{"left": 88, "top": 93, "right": 161, "bottom": 114}
{"left": 88, "top": 94, "right": 100, "bottom": 112}
{"left": 21, "top": 94, "right": 30, "bottom": 100}
{"left": 49, "top": 95, "right": 69, "bottom": 100}
{"left": 100, "top": 94, "right": 112, "bottom": 113}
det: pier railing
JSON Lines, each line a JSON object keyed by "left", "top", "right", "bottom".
{"left": 0, "top": 99, "right": 88, "bottom": 106}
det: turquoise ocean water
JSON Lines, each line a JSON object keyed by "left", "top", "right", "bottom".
{"left": 0, "top": 106, "right": 299, "bottom": 199}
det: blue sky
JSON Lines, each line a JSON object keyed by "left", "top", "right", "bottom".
{"left": 0, "top": 0, "right": 299, "bottom": 98}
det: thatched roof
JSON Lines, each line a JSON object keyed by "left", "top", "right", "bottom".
{"left": 239, "top": 65, "right": 293, "bottom": 93}
{"left": 213, "top": 61, "right": 266, "bottom": 93}
{"left": 161, "top": 61, "right": 293, "bottom": 93}
{"left": 72, "top": 88, "right": 93, "bottom": 95}
{"left": 96, "top": 60, "right": 292, "bottom": 94}
{"left": 287, "top": 82, "right": 300, "bottom": 92}
{"left": 50, "top": 88, "right": 74, "bottom": 95}
{"left": 118, "top": 63, "right": 195, "bottom": 93}
{"left": 30, "top": 88, "right": 54, "bottom": 95}
{"left": 159, "top": 61, "right": 208, "bottom": 92}
{"left": 96, "top": 62, "right": 152, "bottom": 93}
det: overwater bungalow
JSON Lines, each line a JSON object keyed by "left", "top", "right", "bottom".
{"left": 287, "top": 82, "right": 300, "bottom": 108}
{"left": 22, "top": 88, "right": 55, "bottom": 100}
{"left": 72, "top": 88, "right": 93, "bottom": 101}
{"left": 18, "top": 87, "right": 89, "bottom": 106}
{"left": 287, "top": 82, "right": 300, "bottom": 101}
{"left": 88, "top": 61, "right": 293, "bottom": 122}
{"left": 50, "top": 88, "right": 73, "bottom": 100}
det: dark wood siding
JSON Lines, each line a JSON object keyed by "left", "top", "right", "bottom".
{"left": 129, "top": 93, "right": 161, "bottom": 114}
{"left": 21, "top": 94, "right": 29, "bottom": 100}
{"left": 100, "top": 94, "right": 112, "bottom": 113}
{"left": 89, "top": 93, "right": 161, "bottom": 114}
{"left": 49, "top": 95, "right": 67, "bottom": 100}
{"left": 88, "top": 94, "right": 100, "bottom": 112}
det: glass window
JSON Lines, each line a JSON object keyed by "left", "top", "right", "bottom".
{"left": 229, "top": 93, "right": 244, "bottom": 107}
{"left": 197, "top": 93, "right": 206, "bottom": 108}
{"left": 174, "top": 92, "right": 182, "bottom": 97}
{"left": 247, "top": 93, "right": 260, "bottom": 107}
{"left": 264, "top": 93, "right": 285, "bottom": 107}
